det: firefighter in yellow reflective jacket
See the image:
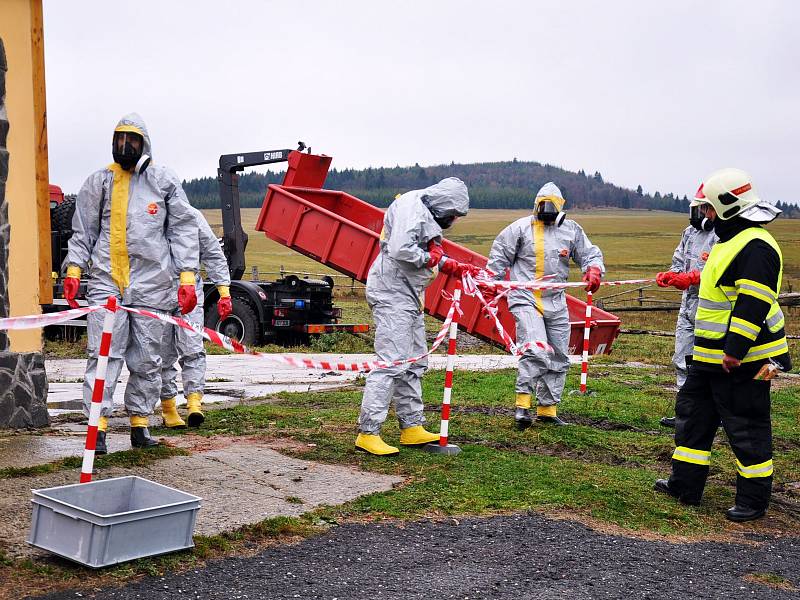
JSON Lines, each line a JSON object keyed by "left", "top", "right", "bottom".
{"left": 65, "top": 113, "right": 199, "bottom": 453}
{"left": 655, "top": 168, "right": 790, "bottom": 522}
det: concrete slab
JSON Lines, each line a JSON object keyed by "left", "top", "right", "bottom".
{"left": 0, "top": 435, "right": 402, "bottom": 559}
{"left": 45, "top": 353, "right": 524, "bottom": 415}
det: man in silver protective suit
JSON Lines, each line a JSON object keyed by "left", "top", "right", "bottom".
{"left": 160, "top": 208, "right": 232, "bottom": 429}
{"left": 656, "top": 201, "right": 718, "bottom": 427}
{"left": 356, "top": 177, "right": 479, "bottom": 456}
{"left": 487, "top": 182, "right": 604, "bottom": 428}
{"left": 64, "top": 113, "right": 199, "bottom": 452}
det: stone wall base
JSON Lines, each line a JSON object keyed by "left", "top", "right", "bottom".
{"left": 0, "top": 351, "right": 49, "bottom": 428}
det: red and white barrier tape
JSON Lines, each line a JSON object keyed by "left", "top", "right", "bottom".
{"left": 461, "top": 273, "right": 552, "bottom": 357}
{"left": 0, "top": 275, "right": 656, "bottom": 373}
{"left": 80, "top": 298, "right": 117, "bottom": 483}
{"left": 471, "top": 276, "right": 655, "bottom": 292}
{"left": 0, "top": 306, "right": 100, "bottom": 330}
{"left": 115, "top": 297, "right": 464, "bottom": 373}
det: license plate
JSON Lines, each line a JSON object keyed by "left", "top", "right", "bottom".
{"left": 273, "top": 320, "right": 290, "bottom": 327}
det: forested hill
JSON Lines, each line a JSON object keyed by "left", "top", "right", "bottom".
{"left": 183, "top": 159, "right": 800, "bottom": 216}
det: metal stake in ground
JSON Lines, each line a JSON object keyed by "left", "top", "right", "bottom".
{"left": 80, "top": 296, "right": 118, "bottom": 483}
{"left": 425, "top": 288, "right": 462, "bottom": 456}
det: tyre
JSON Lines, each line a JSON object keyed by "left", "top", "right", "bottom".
{"left": 51, "top": 195, "right": 76, "bottom": 234}
{"left": 50, "top": 196, "right": 76, "bottom": 273}
{"left": 205, "top": 296, "right": 260, "bottom": 346}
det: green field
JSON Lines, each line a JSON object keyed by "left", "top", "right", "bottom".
{"left": 200, "top": 207, "right": 800, "bottom": 365}
{"left": 202, "top": 207, "right": 800, "bottom": 289}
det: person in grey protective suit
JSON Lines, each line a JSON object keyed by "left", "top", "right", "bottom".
{"left": 356, "top": 178, "right": 479, "bottom": 456}
{"left": 64, "top": 113, "right": 199, "bottom": 453}
{"left": 160, "top": 207, "right": 232, "bottom": 429}
{"left": 487, "top": 182, "right": 604, "bottom": 428}
{"left": 655, "top": 202, "right": 717, "bottom": 427}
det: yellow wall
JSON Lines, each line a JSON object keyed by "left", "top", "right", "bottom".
{"left": 0, "top": 0, "right": 50, "bottom": 352}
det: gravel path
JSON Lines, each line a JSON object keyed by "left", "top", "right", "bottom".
{"left": 33, "top": 513, "right": 800, "bottom": 599}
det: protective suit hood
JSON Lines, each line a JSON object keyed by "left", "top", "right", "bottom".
{"left": 113, "top": 113, "right": 152, "bottom": 173}
{"left": 533, "top": 182, "right": 567, "bottom": 225}
{"left": 419, "top": 177, "right": 469, "bottom": 220}
{"left": 114, "top": 112, "right": 152, "bottom": 156}
{"left": 534, "top": 182, "right": 566, "bottom": 211}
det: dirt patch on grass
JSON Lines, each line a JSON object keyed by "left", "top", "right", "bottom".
{"left": 742, "top": 572, "right": 798, "bottom": 591}
{"left": 170, "top": 434, "right": 322, "bottom": 456}
{"left": 426, "top": 404, "right": 663, "bottom": 434}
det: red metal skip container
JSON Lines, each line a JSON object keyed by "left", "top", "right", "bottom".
{"left": 255, "top": 151, "right": 621, "bottom": 354}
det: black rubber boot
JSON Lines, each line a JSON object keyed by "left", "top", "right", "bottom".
{"left": 654, "top": 479, "right": 701, "bottom": 506}
{"left": 537, "top": 415, "right": 570, "bottom": 426}
{"left": 95, "top": 430, "right": 108, "bottom": 455}
{"left": 726, "top": 505, "right": 766, "bottom": 522}
{"left": 514, "top": 407, "right": 533, "bottom": 429}
{"left": 130, "top": 427, "right": 159, "bottom": 449}
{"left": 660, "top": 416, "right": 676, "bottom": 428}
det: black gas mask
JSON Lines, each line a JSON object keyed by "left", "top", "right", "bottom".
{"left": 690, "top": 205, "right": 714, "bottom": 231}
{"left": 433, "top": 214, "right": 457, "bottom": 229}
{"left": 535, "top": 197, "right": 566, "bottom": 226}
{"left": 112, "top": 131, "right": 150, "bottom": 173}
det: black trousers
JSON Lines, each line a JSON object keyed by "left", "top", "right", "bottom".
{"left": 668, "top": 364, "right": 772, "bottom": 509}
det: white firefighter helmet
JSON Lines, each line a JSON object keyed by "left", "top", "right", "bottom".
{"left": 691, "top": 168, "right": 761, "bottom": 220}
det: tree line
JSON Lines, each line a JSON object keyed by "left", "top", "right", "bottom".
{"left": 182, "top": 159, "right": 799, "bottom": 217}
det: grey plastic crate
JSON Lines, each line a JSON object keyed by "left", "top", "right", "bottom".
{"left": 28, "top": 476, "right": 202, "bottom": 568}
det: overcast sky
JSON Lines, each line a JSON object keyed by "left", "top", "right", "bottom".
{"left": 43, "top": 1, "right": 799, "bottom": 204}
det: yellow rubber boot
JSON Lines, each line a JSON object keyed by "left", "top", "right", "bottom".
{"left": 355, "top": 433, "right": 399, "bottom": 456}
{"left": 186, "top": 392, "right": 205, "bottom": 428}
{"left": 399, "top": 425, "right": 439, "bottom": 446}
{"left": 161, "top": 397, "right": 186, "bottom": 429}
{"left": 536, "top": 404, "right": 569, "bottom": 426}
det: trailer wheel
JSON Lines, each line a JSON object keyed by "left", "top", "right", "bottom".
{"left": 50, "top": 195, "right": 76, "bottom": 273}
{"left": 206, "top": 298, "right": 260, "bottom": 346}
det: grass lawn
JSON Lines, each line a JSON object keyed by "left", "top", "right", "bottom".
{"left": 6, "top": 365, "right": 799, "bottom": 596}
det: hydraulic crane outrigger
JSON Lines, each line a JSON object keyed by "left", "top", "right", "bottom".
{"left": 217, "top": 142, "right": 307, "bottom": 280}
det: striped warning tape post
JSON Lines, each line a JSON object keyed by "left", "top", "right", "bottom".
{"left": 426, "top": 287, "right": 463, "bottom": 456}
{"left": 80, "top": 296, "right": 117, "bottom": 484}
{"left": 579, "top": 291, "right": 593, "bottom": 394}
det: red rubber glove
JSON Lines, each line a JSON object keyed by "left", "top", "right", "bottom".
{"left": 178, "top": 272, "right": 198, "bottom": 315}
{"left": 217, "top": 296, "right": 232, "bottom": 320}
{"left": 669, "top": 270, "right": 702, "bottom": 291}
{"left": 582, "top": 266, "right": 602, "bottom": 293}
{"left": 426, "top": 240, "right": 445, "bottom": 268}
{"left": 178, "top": 285, "right": 197, "bottom": 314}
{"left": 64, "top": 277, "right": 80, "bottom": 309}
{"left": 439, "top": 259, "right": 482, "bottom": 278}
{"left": 656, "top": 272, "right": 675, "bottom": 288}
